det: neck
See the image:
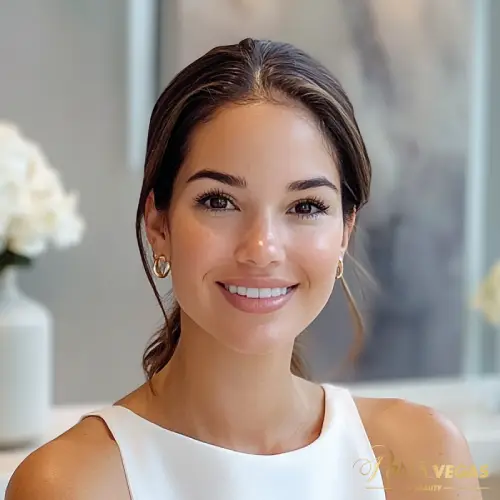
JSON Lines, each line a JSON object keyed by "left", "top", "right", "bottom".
{"left": 149, "top": 314, "right": 324, "bottom": 454}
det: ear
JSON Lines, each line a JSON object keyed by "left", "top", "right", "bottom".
{"left": 339, "top": 210, "right": 356, "bottom": 260}
{"left": 144, "top": 191, "right": 171, "bottom": 258}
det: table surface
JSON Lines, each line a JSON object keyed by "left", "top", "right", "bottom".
{"left": 2, "top": 379, "right": 500, "bottom": 497}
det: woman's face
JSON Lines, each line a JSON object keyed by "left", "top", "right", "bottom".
{"left": 147, "top": 102, "right": 353, "bottom": 355}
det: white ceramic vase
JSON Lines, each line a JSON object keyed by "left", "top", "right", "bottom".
{"left": 0, "top": 267, "right": 52, "bottom": 448}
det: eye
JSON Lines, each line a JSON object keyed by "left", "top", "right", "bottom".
{"left": 294, "top": 201, "right": 318, "bottom": 215}
{"left": 194, "top": 189, "right": 238, "bottom": 212}
{"left": 207, "top": 196, "right": 230, "bottom": 210}
{"left": 288, "top": 198, "right": 330, "bottom": 219}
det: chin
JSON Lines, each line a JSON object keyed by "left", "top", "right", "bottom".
{"left": 212, "top": 319, "right": 300, "bottom": 356}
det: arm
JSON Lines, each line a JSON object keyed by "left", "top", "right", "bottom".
{"left": 375, "top": 400, "right": 484, "bottom": 499}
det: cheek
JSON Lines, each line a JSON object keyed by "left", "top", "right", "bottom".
{"left": 291, "top": 221, "right": 343, "bottom": 283}
{"left": 169, "top": 213, "right": 229, "bottom": 282}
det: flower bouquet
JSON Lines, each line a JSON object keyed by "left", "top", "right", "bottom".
{"left": 0, "top": 122, "right": 84, "bottom": 271}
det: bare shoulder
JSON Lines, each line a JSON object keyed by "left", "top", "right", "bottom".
{"left": 354, "top": 396, "right": 484, "bottom": 499}
{"left": 5, "top": 416, "right": 129, "bottom": 500}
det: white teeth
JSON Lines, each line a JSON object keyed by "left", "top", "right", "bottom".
{"left": 223, "top": 285, "right": 292, "bottom": 298}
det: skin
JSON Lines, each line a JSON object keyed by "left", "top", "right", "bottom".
{"left": 6, "top": 102, "right": 482, "bottom": 499}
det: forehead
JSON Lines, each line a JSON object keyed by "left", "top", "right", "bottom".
{"left": 179, "top": 102, "right": 340, "bottom": 185}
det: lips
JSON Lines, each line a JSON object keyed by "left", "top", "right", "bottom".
{"left": 216, "top": 281, "right": 299, "bottom": 314}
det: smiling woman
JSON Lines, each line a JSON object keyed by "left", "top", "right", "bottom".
{"left": 6, "top": 38, "right": 481, "bottom": 500}
{"left": 138, "top": 42, "right": 369, "bottom": 380}
{"left": 144, "top": 97, "right": 355, "bottom": 363}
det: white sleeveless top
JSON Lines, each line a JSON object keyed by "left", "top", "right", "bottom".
{"left": 82, "top": 384, "right": 386, "bottom": 499}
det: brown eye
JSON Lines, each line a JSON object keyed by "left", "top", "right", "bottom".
{"left": 209, "top": 196, "right": 228, "bottom": 209}
{"left": 288, "top": 198, "right": 330, "bottom": 219}
{"left": 195, "top": 190, "right": 238, "bottom": 212}
{"left": 294, "top": 201, "right": 314, "bottom": 214}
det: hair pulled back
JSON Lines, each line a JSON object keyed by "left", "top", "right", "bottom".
{"left": 136, "top": 38, "right": 371, "bottom": 381}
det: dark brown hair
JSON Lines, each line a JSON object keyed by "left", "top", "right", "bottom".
{"left": 136, "top": 38, "right": 371, "bottom": 381}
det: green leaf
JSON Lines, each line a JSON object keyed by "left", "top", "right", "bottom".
{"left": 0, "top": 250, "right": 33, "bottom": 274}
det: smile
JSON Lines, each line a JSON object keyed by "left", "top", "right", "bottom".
{"left": 222, "top": 284, "right": 293, "bottom": 299}
{"left": 216, "top": 282, "right": 298, "bottom": 314}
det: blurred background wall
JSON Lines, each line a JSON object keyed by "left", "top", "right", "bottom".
{"left": 0, "top": 0, "right": 155, "bottom": 403}
{"left": 0, "top": 0, "right": 493, "bottom": 403}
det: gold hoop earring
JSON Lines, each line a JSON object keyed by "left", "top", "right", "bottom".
{"left": 153, "top": 254, "right": 170, "bottom": 279}
{"left": 335, "top": 259, "right": 344, "bottom": 280}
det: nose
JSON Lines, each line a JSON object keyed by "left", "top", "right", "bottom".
{"left": 234, "top": 215, "right": 286, "bottom": 268}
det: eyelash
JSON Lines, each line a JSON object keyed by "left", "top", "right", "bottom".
{"left": 194, "top": 188, "right": 237, "bottom": 213}
{"left": 194, "top": 189, "right": 330, "bottom": 219}
{"left": 292, "top": 196, "right": 330, "bottom": 219}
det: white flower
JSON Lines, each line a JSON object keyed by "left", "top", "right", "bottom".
{"left": 0, "top": 121, "right": 85, "bottom": 258}
{"left": 473, "top": 261, "right": 500, "bottom": 326}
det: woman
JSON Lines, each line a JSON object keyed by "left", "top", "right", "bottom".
{"left": 7, "top": 39, "right": 481, "bottom": 500}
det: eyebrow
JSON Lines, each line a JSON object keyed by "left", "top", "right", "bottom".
{"left": 287, "top": 177, "right": 338, "bottom": 193}
{"left": 187, "top": 169, "right": 338, "bottom": 192}
{"left": 187, "top": 169, "right": 247, "bottom": 188}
